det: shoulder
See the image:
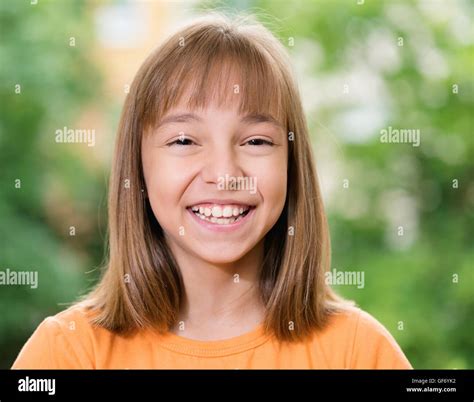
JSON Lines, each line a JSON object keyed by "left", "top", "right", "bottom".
{"left": 315, "top": 306, "right": 412, "bottom": 369}
{"left": 37, "top": 303, "right": 91, "bottom": 330}
{"left": 12, "top": 303, "right": 102, "bottom": 369}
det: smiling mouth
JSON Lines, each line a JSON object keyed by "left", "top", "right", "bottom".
{"left": 187, "top": 203, "right": 253, "bottom": 225}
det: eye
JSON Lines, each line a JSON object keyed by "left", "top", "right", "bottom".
{"left": 245, "top": 138, "right": 274, "bottom": 146}
{"left": 167, "top": 137, "right": 196, "bottom": 146}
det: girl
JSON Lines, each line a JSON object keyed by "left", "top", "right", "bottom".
{"left": 13, "top": 14, "right": 411, "bottom": 369}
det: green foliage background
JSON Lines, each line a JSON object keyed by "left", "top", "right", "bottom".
{"left": 0, "top": 0, "right": 105, "bottom": 367}
{"left": 1, "top": 0, "right": 472, "bottom": 368}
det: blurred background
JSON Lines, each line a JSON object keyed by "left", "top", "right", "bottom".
{"left": 0, "top": 0, "right": 472, "bottom": 369}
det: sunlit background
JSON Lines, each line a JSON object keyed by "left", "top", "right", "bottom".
{"left": 1, "top": 0, "right": 473, "bottom": 369}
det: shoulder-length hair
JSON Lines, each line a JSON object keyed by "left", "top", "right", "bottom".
{"left": 83, "top": 13, "right": 352, "bottom": 342}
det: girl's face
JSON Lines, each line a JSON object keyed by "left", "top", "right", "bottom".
{"left": 141, "top": 101, "right": 288, "bottom": 264}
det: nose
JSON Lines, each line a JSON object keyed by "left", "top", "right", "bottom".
{"left": 200, "top": 143, "right": 244, "bottom": 185}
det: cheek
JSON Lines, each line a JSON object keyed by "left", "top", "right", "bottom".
{"left": 142, "top": 151, "right": 191, "bottom": 228}
{"left": 252, "top": 152, "right": 287, "bottom": 222}
{"left": 261, "top": 167, "right": 287, "bottom": 218}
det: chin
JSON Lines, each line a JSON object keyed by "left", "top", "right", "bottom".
{"left": 194, "top": 246, "right": 253, "bottom": 265}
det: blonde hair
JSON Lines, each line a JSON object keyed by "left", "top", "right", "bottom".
{"left": 83, "top": 13, "right": 352, "bottom": 342}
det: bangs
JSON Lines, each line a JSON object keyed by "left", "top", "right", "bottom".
{"left": 139, "top": 21, "right": 290, "bottom": 132}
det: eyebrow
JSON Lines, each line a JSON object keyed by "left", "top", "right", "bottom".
{"left": 155, "top": 112, "right": 283, "bottom": 131}
{"left": 155, "top": 113, "right": 203, "bottom": 130}
{"left": 240, "top": 113, "right": 283, "bottom": 129}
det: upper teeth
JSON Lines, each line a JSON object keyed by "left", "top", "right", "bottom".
{"left": 190, "top": 204, "right": 249, "bottom": 218}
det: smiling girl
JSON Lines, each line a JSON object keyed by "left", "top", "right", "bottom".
{"left": 13, "top": 14, "right": 411, "bottom": 369}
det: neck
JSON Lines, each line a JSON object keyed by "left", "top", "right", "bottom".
{"left": 167, "top": 240, "right": 266, "bottom": 340}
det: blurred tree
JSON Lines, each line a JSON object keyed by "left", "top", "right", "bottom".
{"left": 0, "top": 0, "right": 104, "bottom": 367}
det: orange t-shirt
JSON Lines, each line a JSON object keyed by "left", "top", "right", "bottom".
{"left": 12, "top": 305, "right": 411, "bottom": 369}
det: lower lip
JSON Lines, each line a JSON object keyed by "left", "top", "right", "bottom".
{"left": 187, "top": 207, "right": 255, "bottom": 233}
